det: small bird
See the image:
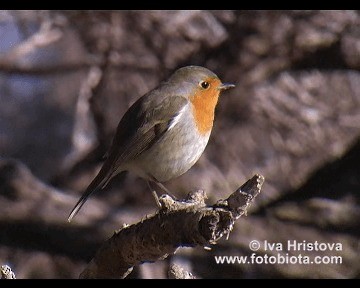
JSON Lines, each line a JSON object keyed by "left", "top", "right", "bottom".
{"left": 68, "top": 65, "right": 235, "bottom": 222}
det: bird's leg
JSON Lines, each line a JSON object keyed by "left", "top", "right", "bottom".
{"left": 154, "top": 181, "right": 177, "bottom": 200}
{"left": 147, "top": 181, "right": 161, "bottom": 208}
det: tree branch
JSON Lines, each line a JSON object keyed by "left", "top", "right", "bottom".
{"left": 80, "top": 174, "right": 265, "bottom": 279}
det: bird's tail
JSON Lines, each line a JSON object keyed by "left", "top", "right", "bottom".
{"left": 67, "top": 162, "right": 114, "bottom": 222}
{"left": 67, "top": 185, "right": 99, "bottom": 223}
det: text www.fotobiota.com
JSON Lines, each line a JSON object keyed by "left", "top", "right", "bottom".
{"left": 215, "top": 240, "right": 343, "bottom": 265}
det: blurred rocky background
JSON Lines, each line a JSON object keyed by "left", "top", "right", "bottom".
{"left": 0, "top": 10, "right": 359, "bottom": 278}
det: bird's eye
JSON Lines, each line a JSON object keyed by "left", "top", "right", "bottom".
{"left": 200, "top": 81, "right": 210, "bottom": 89}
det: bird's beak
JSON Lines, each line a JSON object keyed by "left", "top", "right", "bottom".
{"left": 218, "top": 83, "right": 235, "bottom": 91}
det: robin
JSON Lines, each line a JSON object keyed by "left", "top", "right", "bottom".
{"left": 68, "top": 65, "right": 235, "bottom": 222}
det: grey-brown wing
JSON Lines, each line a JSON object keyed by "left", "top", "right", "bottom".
{"left": 109, "top": 94, "right": 189, "bottom": 171}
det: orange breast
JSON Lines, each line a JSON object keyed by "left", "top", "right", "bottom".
{"left": 190, "top": 78, "right": 221, "bottom": 135}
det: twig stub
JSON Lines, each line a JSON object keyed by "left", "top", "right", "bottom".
{"left": 1, "top": 265, "right": 16, "bottom": 279}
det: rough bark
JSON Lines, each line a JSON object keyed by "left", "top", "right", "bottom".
{"left": 80, "top": 175, "right": 264, "bottom": 278}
